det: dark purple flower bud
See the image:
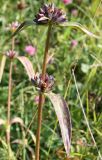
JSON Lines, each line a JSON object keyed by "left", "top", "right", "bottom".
{"left": 34, "top": 3, "right": 67, "bottom": 25}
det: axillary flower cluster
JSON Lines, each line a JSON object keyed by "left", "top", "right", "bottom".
{"left": 31, "top": 73, "right": 54, "bottom": 92}
{"left": 34, "top": 3, "right": 67, "bottom": 25}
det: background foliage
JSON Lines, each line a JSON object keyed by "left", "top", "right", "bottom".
{"left": 0, "top": 0, "right": 102, "bottom": 159}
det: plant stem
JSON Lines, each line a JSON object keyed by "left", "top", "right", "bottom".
{"left": 7, "top": 37, "right": 14, "bottom": 157}
{"left": 12, "top": 37, "right": 15, "bottom": 51}
{"left": 42, "top": 24, "right": 52, "bottom": 80}
{"left": 35, "top": 24, "right": 52, "bottom": 160}
{"left": 7, "top": 60, "right": 12, "bottom": 157}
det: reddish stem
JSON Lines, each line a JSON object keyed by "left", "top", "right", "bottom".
{"left": 6, "top": 61, "right": 12, "bottom": 146}
{"left": 7, "top": 36, "right": 14, "bottom": 157}
{"left": 35, "top": 24, "right": 52, "bottom": 160}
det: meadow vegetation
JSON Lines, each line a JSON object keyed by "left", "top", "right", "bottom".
{"left": 0, "top": 0, "right": 102, "bottom": 160}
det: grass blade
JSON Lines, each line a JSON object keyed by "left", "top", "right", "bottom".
{"left": 0, "top": 55, "right": 6, "bottom": 83}
{"left": 60, "top": 22, "right": 100, "bottom": 39}
{"left": 72, "top": 70, "right": 102, "bottom": 160}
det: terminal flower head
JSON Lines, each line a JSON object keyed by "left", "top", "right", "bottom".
{"left": 34, "top": 3, "right": 66, "bottom": 25}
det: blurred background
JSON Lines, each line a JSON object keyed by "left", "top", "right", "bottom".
{"left": 0, "top": 0, "right": 102, "bottom": 159}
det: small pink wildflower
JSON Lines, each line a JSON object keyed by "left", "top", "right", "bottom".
{"left": 71, "top": 9, "right": 78, "bottom": 17}
{"left": 63, "top": 0, "right": 73, "bottom": 5}
{"left": 71, "top": 40, "right": 78, "bottom": 48}
{"left": 9, "top": 21, "right": 20, "bottom": 32}
{"left": 34, "top": 96, "right": 39, "bottom": 104}
{"left": 25, "top": 45, "right": 36, "bottom": 56}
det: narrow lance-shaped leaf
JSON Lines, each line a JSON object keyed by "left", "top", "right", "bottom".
{"left": 16, "top": 56, "right": 35, "bottom": 80}
{"left": 46, "top": 92, "right": 72, "bottom": 156}
{"left": 0, "top": 55, "right": 6, "bottom": 83}
{"left": 60, "top": 22, "right": 100, "bottom": 39}
{"left": 11, "top": 117, "right": 24, "bottom": 127}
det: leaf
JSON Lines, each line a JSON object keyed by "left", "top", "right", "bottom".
{"left": 46, "top": 92, "right": 72, "bottom": 156}
{"left": 0, "top": 55, "right": 6, "bottom": 83}
{"left": 12, "top": 139, "right": 35, "bottom": 159}
{"left": 11, "top": 117, "right": 24, "bottom": 127}
{"left": 27, "top": 129, "right": 36, "bottom": 144}
{"left": 16, "top": 56, "right": 35, "bottom": 80}
{"left": 12, "top": 139, "right": 22, "bottom": 145}
{"left": 12, "top": 139, "right": 27, "bottom": 146}
{"left": 91, "top": 0, "right": 101, "bottom": 15}
{"left": 60, "top": 22, "right": 100, "bottom": 39}
{"left": 5, "top": 20, "right": 35, "bottom": 43}
{"left": 47, "top": 53, "right": 54, "bottom": 64}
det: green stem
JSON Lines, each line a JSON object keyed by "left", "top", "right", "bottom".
{"left": 35, "top": 24, "right": 52, "bottom": 160}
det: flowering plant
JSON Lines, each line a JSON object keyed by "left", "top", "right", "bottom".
{"left": 1, "top": 3, "right": 99, "bottom": 160}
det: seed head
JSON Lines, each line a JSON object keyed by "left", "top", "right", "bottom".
{"left": 34, "top": 3, "right": 66, "bottom": 25}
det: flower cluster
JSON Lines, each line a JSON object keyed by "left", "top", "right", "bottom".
{"left": 17, "top": 1, "right": 26, "bottom": 10}
{"left": 25, "top": 45, "right": 36, "bottom": 56}
{"left": 31, "top": 73, "right": 54, "bottom": 92}
{"left": 34, "top": 3, "right": 66, "bottom": 25}
{"left": 8, "top": 21, "right": 20, "bottom": 32}
{"left": 71, "top": 40, "right": 78, "bottom": 48}
{"left": 6, "top": 50, "right": 17, "bottom": 59}
{"left": 63, "top": 0, "right": 73, "bottom": 5}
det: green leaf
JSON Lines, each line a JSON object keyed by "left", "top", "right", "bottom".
{"left": 46, "top": 92, "right": 72, "bottom": 156}
{"left": 0, "top": 55, "right": 6, "bottom": 83}
{"left": 16, "top": 56, "right": 35, "bottom": 80}
{"left": 91, "top": 0, "right": 101, "bottom": 15}
{"left": 60, "top": 22, "right": 100, "bottom": 39}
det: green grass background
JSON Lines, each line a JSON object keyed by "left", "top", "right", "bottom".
{"left": 0, "top": 0, "right": 102, "bottom": 159}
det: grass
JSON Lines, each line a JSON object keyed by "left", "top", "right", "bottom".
{"left": 0, "top": 0, "right": 102, "bottom": 160}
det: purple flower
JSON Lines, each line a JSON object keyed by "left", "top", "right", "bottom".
{"left": 9, "top": 21, "right": 20, "bottom": 32}
{"left": 63, "top": 0, "right": 73, "bottom": 5}
{"left": 34, "top": 3, "right": 66, "bottom": 25}
{"left": 34, "top": 96, "right": 39, "bottom": 104}
{"left": 71, "top": 40, "right": 78, "bottom": 48}
{"left": 71, "top": 9, "right": 78, "bottom": 17}
{"left": 6, "top": 50, "right": 17, "bottom": 59}
{"left": 25, "top": 45, "right": 36, "bottom": 56}
{"left": 31, "top": 73, "right": 54, "bottom": 92}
